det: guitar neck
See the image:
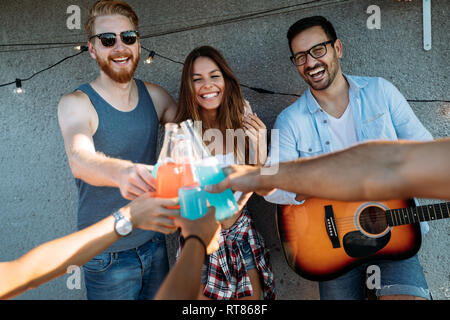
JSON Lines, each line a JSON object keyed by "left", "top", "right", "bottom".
{"left": 386, "top": 202, "right": 450, "bottom": 227}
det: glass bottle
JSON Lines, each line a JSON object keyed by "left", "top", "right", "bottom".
{"left": 180, "top": 119, "right": 239, "bottom": 221}
{"left": 155, "top": 123, "right": 182, "bottom": 199}
{"left": 175, "top": 135, "right": 208, "bottom": 220}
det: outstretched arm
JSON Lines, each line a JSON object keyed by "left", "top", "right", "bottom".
{"left": 0, "top": 195, "right": 179, "bottom": 300}
{"left": 154, "top": 207, "right": 220, "bottom": 300}
{"left": 57, "top": 92, "right": 155, "bottom": 200}
{"left": 269, "top": 139, "right": 450, "bottom": 201}
{"left": 207, "top": 139, "right": 450, "bottom": 201}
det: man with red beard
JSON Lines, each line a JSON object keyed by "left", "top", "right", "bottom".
{"left": 264, "top": 16, "right": 433, "bottom": 300}
{"left": 57, "top": 1, "right": 179, "bottom": 300}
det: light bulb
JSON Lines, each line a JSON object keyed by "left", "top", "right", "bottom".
{"left": 14, "top": 87, "right": 24, "bottom": 94}
{"left": 74, "top": 45, "right": 88, "bottom": 52}
{"left": 14, "top": 79, "right": 24, "bottom": 95}
{"left": 144, "top": 51, "right": 155, "bottom": 64}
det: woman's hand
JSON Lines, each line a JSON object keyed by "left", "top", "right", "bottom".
{"left": 243, "top": 113, "right": 267, "bottom": 166}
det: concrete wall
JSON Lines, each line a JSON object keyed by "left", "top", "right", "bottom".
{"left": 0, "top": 0, "right": 448, "bottom": 300}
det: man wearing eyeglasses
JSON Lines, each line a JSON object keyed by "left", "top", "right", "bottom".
{"left": 57, "top": 1, "right": 178, "bottom": 300}
{"left": 264, "top": 16, "right": 433, "bottom": 300}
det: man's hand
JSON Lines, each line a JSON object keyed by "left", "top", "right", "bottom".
{"left": 123, "top": 193, "right": 180, "bottom": 234}
{"left": 205, "top": 165, "right": 275, "bottom": 196}
{"left": 174, "top": 207, "right": 221, "bottom": 255}
{"left": 118, "top": 164, "right": 156, "bottom": 200}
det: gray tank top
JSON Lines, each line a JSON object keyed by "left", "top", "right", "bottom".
{"left": 74, "top": 79, "right": 160, "bottom": 252}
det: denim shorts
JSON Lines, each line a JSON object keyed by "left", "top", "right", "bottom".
{"left": 201, "top": 239, "right": 256, "bottom": 284}
{"left": 319, "top": 254, "right": 431, "bottom": 300}
{"left": 82, "top": 234, "right": 169, "bottom": 300}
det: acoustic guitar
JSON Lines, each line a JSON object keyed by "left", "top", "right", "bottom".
{"left": 276, "top": 198, "right": 450, "bottom": 281}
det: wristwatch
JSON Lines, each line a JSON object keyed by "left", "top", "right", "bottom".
{"left": 113, "top": 210, "right": 133, "bottom": 237}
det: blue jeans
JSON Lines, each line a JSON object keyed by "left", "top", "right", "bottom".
{"left": 319, "top": 254, "right": 431, "bottom": 300}
{"left": 82, "top": 234, "right": 169, "bottom": 300}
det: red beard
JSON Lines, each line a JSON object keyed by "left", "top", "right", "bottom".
{"left": 96, "top": 51, "right": 140, "bottom": 83}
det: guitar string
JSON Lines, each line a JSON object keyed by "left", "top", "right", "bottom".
{"left": 334, "top": 210, "right": 447, "bottom": 231}
{"left": 289, "top": 204, "right": 450, "bottom": 235}
{"left": 334, "top": 214, "right": 406, "bottom": 223}
{"left": 330, "top": 213, "right": 427, "bottom": 229}
{"left": 328, "top": 204, "right": 448, "bottom": 223}
{"left": 293, "top": 211, "right": 432, "bottom": 228}
{"left": 334, "top": 209, "right": 447, "bottom": 224}
{"left": 334, "top": 214, "right": 418, "bottom": 225}
{"left": 288, "top": 204, "right": 450, "bottom": 232}
{"left": 330, "top": 213, "right": 398, "bottom": 223}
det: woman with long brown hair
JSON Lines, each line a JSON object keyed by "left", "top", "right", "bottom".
{"left": 175, "top": 46, "right": 276, "bottom": 300}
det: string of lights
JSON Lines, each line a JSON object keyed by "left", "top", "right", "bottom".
{"left": 1, "top": 44, "right": 449, "bottom": 103}
{"left": 141, "top": 46, "right": 183, "bottom": 66}
{"left": 140, "top": 46, "right": 301, "bottom": 97}
{"left": 0, "top": 0, "right": 448, "bottom": 102}
{"left": 0, "top": 0, "right": 340, "bottom": 95}
{"left": 0, "top": 46, "right": 88, "bottom": 93}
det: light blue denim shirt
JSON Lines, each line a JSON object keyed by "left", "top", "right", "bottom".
{"left": 265, "top": 75, "right": 433, "bottom": 232}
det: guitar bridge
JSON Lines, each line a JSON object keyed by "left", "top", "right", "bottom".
{"left": 325, "top": 205, "right": 341, "bottom": 248}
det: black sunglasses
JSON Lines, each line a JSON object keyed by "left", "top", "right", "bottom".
{"left": 89, "top": 30, "right": 139, "bottom": 47}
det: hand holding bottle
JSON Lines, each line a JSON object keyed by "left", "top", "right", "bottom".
{"left": 118, "top": 163, "right": 156, "bottom": 200}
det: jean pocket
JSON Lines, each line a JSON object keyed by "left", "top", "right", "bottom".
{"left": 83, "top": 252, "right": 114, "bottom": 273}
{"left": 240, "top": 240, "right": 253, "bottom": 258}
{"left": 240, "top": 241, "right": 256, "bottom": 270}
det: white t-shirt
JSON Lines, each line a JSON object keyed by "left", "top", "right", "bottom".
{"left": 327, "top": 103, "right": 358, "bottom": 151}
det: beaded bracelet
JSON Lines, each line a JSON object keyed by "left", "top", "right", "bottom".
{"left": 184, "top": 235, "right": 207, "bottom": 255}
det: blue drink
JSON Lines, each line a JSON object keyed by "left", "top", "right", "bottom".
{"left": 151, "top": 162, "right": 160, "bottom": 179}
{"left": 179, "top": 186, "right": 208, "bottom": 220}
{"left": 194, "top": 157, "right": 239, "bottom": 221}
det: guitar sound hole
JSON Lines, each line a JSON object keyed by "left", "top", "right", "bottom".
{"left": 359, "top": 206, "right": 388, "bottom": 235}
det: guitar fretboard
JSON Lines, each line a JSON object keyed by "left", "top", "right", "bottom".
{"left": 386, "top": 202, "right": 450, "bottom": 227}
